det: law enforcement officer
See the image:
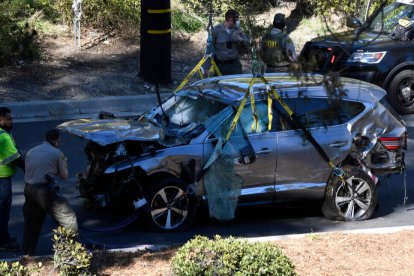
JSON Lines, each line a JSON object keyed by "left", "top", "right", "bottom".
{"left": 212, "top": 9, "right": 250, "bottom": 75}
{"left": 23, "top": 129, "right": 78, "bottom": 256}
{"left": 260, "top": 13, "right": 297, "bottom": 72}
{"left": 0, "top": 107, "right": 24, "bottom": 251}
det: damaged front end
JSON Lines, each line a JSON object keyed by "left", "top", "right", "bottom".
{"left": 57, "top": 90, "right": 228, "bottom": 215}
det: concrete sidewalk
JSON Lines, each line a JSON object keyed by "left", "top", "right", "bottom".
{"left": 5, "top": 93, "right": 171, "bottom": 123}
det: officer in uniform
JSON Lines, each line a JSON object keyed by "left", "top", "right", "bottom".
{"left": 212, "top": 9, "right": 250, "bottom": 75}
{"left": 260, "top": 13, "right": 297, "bottom": 72}
{"left": 23, "top": 129, "right": 78, "bottom": 256}
{"left": 0, "top": 107, "right": 24, "bottom": 251}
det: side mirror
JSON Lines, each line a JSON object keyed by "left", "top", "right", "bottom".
{"left": 346, "top": 16, "right": 362, "bottom": 28}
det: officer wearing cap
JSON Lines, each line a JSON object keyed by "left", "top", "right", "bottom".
{"left": 212, "top": 9, "right": 250, "bottom": 75}
{"left": 260, "top": 13, "right": 297, "bottom": 72}
{"left": 22, "top": 128, "right": 78, "bottom": 256}
{"left": 0, "top": 107, "right": 24, "bottom": 251}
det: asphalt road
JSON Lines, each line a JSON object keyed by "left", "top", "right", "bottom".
{"left": 1, "top": 115, "right": 413, "bottom": 258}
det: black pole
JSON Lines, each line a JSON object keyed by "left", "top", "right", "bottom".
{"left": 140, "top": 0, "right": 171, "bottom": 84}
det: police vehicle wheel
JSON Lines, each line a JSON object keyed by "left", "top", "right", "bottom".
{"left": 145, "top": 177, "right": 197, "bottom": 232}
{"left": 322, "top": 166, "right": 377, "bottom": 221}
{"left": 388, "top": 70, "right": 414, "bottom": 114}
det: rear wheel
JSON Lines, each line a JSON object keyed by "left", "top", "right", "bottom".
{"left": 145, "top": 177, "right": 197, "bottom": 232}
{"left": 322, "top": 166, "right": 377, "bottom": 221}
{"left": 388, "top": 70, "right": 414, "bottom": 114}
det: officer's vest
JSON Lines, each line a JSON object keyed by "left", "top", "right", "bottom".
{"left": 0, "top": 128, "right": 18, "bottom": 178}
{"left": 260, "top": 31, "right": 289, "bottom": 66}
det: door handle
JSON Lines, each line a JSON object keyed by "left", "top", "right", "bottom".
{"left": 330, "top": 141, "right": 347, "bottom": 148}
{"left": 257, "top": 148, "right": 272, "bottom": 154}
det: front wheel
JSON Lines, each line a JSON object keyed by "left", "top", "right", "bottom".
{"left": 322, "top": 166, "right": 377, "bottom": 221}
{"left": 145, "top": 177, "right": 197, "bottom": 232}
{"left": 388, "top": 70, "right": 414, "bottom": 114}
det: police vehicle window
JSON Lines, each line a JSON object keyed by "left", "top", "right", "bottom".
{"left": 370, "top": 3, "right": 414, "bottom": 33}
{"left": 273, "top": 98, "right": 365, "bottom": 131}
{"left": 239, "top": 101, "right": 273, "bottom": 134}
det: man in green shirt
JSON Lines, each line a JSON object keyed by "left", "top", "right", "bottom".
{"left": 0, "top": 107, "right": 24, "bottom": 251}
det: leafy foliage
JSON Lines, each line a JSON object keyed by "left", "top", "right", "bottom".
{"left": 0, "top": 1, "right": 39, "bottom": 66}
{"left": 0, "top": 261, "right": 30, "bottom": 276}
{"left": 171, "top": 235, "right": 296, "bottom": 276}
{"left": 310, "top": 0, "right": 393, "bottom": 18}
{"left": 172, "top": 10, "right": 205, "bottom": 33}
{"left": 53, "top": 227, "right": 92, "bottom": 276}
{"left": 50, "top": 0, "right": 141, "bottom": 35}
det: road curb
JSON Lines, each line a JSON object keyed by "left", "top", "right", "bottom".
{"left": 4, "top": 93, "right": 171, "bottom": 123}
{"left": 1, "top": 225, "right": 413, "bottom": 262}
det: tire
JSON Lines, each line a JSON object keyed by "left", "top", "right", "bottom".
{"left": 145, "top": 177, "right": 197, "bottom": 232}
{"left": 322, "top": 166, "right": 377, "bottom": 221}
{"left": 388, "top": 70, "right": 414, "bottom": 114}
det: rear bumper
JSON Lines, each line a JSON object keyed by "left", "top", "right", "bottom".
{"left": 369, "top": 150, "right": 405, "bottom": 175}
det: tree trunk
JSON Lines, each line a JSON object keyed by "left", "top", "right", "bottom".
{"left": 140, "top": 0, "right": 171, "bottom": 84}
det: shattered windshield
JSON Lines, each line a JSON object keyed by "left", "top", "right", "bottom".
{"left": 164, "top": 95, "right": 228, "bottom": 126}
{"left": 369, "top": 3, "right": 414, "bottom": 33}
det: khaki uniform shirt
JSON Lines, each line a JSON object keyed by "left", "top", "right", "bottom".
{"left": 212, "top": 23, "right": 249, "bottom": 62}
{"left": 24, "top": 141, "right": 68, "bottom": 184}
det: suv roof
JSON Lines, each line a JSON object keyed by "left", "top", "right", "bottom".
{"left": 186, "top": 73, "right": 386, "bottom": 105}
{"left": 396, "top": 0, "right": 414, "bottom": 5}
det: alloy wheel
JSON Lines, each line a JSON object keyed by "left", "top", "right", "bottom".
{"left": 397, "top": 78, "right": 414, "bottom": 107}
{"left": 334, "top": 176, "right": 372, "bottom": 220}
{"left": 150, "top": 186, "right": 189, "bottom": 230}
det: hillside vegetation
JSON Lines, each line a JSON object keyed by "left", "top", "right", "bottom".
{"left": 0, "top": 0, "right": 391, "bottom": 66}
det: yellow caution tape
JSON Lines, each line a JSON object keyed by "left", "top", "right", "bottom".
{"left": 267, "top": 91, "right": 273, "bottom": 130}
{"left": 197, "top": 68, "right": 204, "bottom": 79}
{"left": 221, "top": 75, "right": 343, "bottom": 180}
{"left": 225, "top": 78, "right": 255, "bottom": 142}
{"left": 210, "top": 58, "right": 222, "bottom": 76}
{"left": 174, "top": 56, "right": 208, "bottom": 92}
{"left": 249, "top": 80, "right": 258, "bottom": 133}
{"left": 147, "top": 29, "right": 171, "bottom": 35}
{"left": 174, "top": 56, "right": 222, "bottom": 93}
{"left": 147, "top": 9, "right": 172, "bottom": 14}
{"left": 260, "top": 77, "right": 294, "bottom": 117}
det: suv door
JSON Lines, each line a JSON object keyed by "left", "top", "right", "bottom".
{"left": 274, "top": 97, "right": 365, "bottom": 201}
{"left": 203, "top": 101, "right": 278, "bottom": 204}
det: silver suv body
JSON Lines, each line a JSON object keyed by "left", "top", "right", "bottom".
{"left": 59, "top": 73, "right": 407, "bottom": 231}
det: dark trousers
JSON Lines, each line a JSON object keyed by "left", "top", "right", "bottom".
{"left": 216, "top": 59, "right": 242, "bottom": 75}
{"left": 0, "top": 177, "right": 12, "bottom": 244}
{"left": 23, "top": 183, "right": 78, "bottom": 256}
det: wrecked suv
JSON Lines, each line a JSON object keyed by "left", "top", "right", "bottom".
{"left": 59, "top": 74, "right": 407, "bottom": 232}
{"left": 301, "top": 0, "right": 414, "bottom": 114}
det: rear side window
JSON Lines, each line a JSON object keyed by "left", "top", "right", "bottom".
{"left": 274, "top": 98, "right": 365, "bottom": 131}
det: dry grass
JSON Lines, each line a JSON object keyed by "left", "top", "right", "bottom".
{"left": 19, "top": 230, "right": 414, "bottom": 276}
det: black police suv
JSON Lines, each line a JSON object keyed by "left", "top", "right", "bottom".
{"left": 301, "top": 0, "right": 414, "bottom": 114}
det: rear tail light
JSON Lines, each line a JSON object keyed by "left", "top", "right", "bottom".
{"left": 378, "top": 134, "right": 406, "bottom": 150}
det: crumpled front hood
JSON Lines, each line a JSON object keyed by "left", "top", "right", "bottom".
{"left": 58, "top": 118, "right": 160, "bottom": 146}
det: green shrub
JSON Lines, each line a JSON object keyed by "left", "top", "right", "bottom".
{"left": 310, "top": 0, "right": 393, "bottom": 18}
{"left": 171, "top": 235, "right": 296, "bottom": 276}
{"left": 0, "top": 261, "right": 30, "bottom": 276}
{"left": 172, "top": 10, "right": 205, "bottom": 33}
{"left": 0, "top": 1, "right": 39, "bottom": 66}
{"left": 52, "top": 227, "right": 92, "bottom": 276}
{"left": 51, "top": 0, "right": 141, "bottom": 36}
